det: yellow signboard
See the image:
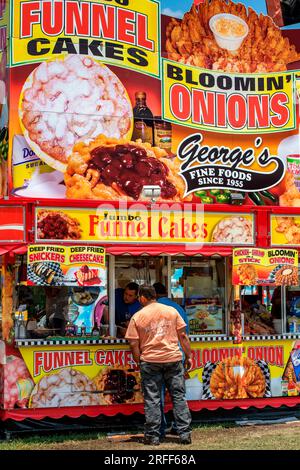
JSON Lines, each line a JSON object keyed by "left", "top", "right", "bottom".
{"left": 162, "top": 59, "right": 295, "bottom": 134}
{"left": 27, "top": 244, "right": 106, "bottom": 286}
{"left": 13, "top": 338, "right": 300, "bottom": 409}
{"left": 35, "top": 207, "right": 254, "bottom": 245}
{"left": 10, "top": 0, "right": 160, "bottom": 77}
{"left": 8, "top": 1, "right": 300, "bottom": 205}
{"left": 233, "top": 247, "right": 298, "bottom": 286}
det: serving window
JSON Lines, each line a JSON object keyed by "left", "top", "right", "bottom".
{"left": 236, "top": 285, "right": 280, "bottom": 336}
{"left": 171, "top": 256, "right": 227, "bottom": 335}
{"left": 234, "top": 283, "right": 300, "bottom": 336}
{"left": 13, "top": 253, "right": 230, "bottom": 340}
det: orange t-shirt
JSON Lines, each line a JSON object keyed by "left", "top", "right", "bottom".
{"left": 125, "top": 301, "right": 187, "bottom": 363}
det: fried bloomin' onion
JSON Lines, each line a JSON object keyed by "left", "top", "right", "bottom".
{"left": 165, "top": 0, "right": 300, "bottom": 73}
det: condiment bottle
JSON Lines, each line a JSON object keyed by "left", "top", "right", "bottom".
{"left": 14, "top": 311, "right": 20, "bottom": 338}
{"left": 286, "top": 154, "right": 300, "bottom": 190}
{"left": 131, "top": 91, "right": 154, "bottom": 145}
{"left": 18, "top": 313, "right": 27, "bottom": 339}
{"left": 154, "top": 116, "right": 172, "bottom": 154}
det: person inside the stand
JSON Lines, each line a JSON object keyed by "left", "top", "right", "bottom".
{"left": 153, "top": 282, "right": 189, "bottom": 440}
{"left": 153, "top": 282, "right": 188, "bottom": 326}
{"left": 17, "top": 285, "right": 34, "bottom": 314}
{"left": 102, "top": 282, "right": 142, "bottom": 337}
{"left": 271, "top": 286, "right": 283, "bottom": 333}
{"left": 114, "top": 282, "right": 141, "bottom": 337}
{"left": 271, "top": 287, "right": 281, "bottom": 318}
{"left": 45, "top": 286, "right": 69, "bottom": 336}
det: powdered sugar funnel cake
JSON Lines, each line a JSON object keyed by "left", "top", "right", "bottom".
{"left": 29, "top": 369, "right": 101, "bottom": 408}
{"left": 19, "top": 55, "right": 133, "bottom": 173}
{"left": 211, "top": 217, "right": 253, "bottom": 244}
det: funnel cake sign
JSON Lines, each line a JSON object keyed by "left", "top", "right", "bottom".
{"left": 11, "top": 0, "right": 160, "bottom": 77}
{"left": 34, "top": 206, "right": 255, "bottom": 245}
{"left": 7, "top": 0, "right": 300, "bottom": 209}
{"left": 13, "top": 339, "right": 299, "bottom": 408}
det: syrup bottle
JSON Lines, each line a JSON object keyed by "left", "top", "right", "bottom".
{"left": 81, "top": 322, "right": 86, "bottom": 336}
{"left": 132, "top": 91, "right": 154, "bottom": 145}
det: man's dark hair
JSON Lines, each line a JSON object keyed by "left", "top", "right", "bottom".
{"left": 153, "top": 282, "right": 167, "bottom": 296}
{"left": 125, "top": 282, "right": 139, "bottom": 294}
{"left": 138, "top": 285, "right": 156, "bottom": 300}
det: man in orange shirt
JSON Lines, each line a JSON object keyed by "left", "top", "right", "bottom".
{"left": 125, "top": 285, "right": 192, "bottom": 446}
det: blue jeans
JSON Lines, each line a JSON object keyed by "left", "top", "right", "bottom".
{"left": 160, "top": 355, "right": 186, "bottom": 437}
{"left": 140, "top": 361, "right": 191, "bottom": 440}
{"left": 160, "top": 385, "right": 168, "bottom": 437}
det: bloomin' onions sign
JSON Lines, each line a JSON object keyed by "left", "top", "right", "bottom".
{"left": 6, "top": 0, "right": 300, "bottom": 211}
{"left": 233, "top": 247, "right": 298, "bottom": 286}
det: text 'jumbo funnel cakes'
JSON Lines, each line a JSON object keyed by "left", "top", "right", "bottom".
{"left": 19, "top": 55, "right": 133, "bottom": 173}
{"left": 165, "top": 0, "right": 300, "bottom": 72}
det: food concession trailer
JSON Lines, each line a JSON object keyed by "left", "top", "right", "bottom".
{"left": 1, "top": 202, "right": 300, "bottom": 422}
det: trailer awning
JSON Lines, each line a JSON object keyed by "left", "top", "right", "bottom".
{"left": 0, "top": 245, "right": 28, "bottom": 256}
{"left": 0, "top": 244, "right": 234, "bottom": 257}
{"left": 105, "top": 244, "right": 233, "bottom": 256}
{"left": 1, "top": 396, "right": 298, "bottom": 422}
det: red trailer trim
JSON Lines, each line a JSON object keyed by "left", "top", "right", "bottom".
{"left": 1, "top": 397, "right": 299, "bottom": 422}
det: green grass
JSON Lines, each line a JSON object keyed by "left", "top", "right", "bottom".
{"left": 0, "top": 422, "right": 299, "bottom": 450}
{"left": 0, "top": 432, "right": 105, "bottom": 450}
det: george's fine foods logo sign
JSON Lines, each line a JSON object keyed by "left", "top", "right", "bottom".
{"left": 178, "top": 133, "right": 286, "bottom": 195}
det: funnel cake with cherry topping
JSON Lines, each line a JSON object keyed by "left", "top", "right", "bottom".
{"left": 37, "top": 209, "right": 82, "bottom": 240}
{"left": 65, "top": 135, "right": 191, "bottom": 201}
{"left": 94, "top": 366, "right": 143, "bottom": 405}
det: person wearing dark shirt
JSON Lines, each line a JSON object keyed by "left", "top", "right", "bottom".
{"left": 153, "top": 282, "right": 189, "bottom": 333}
{"left": 115, "top": 282, "right": 141, "bottom": 336}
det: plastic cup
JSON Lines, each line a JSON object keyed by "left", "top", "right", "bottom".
{"left": 209, "top": 13, "right": 249, "bottom": 52}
